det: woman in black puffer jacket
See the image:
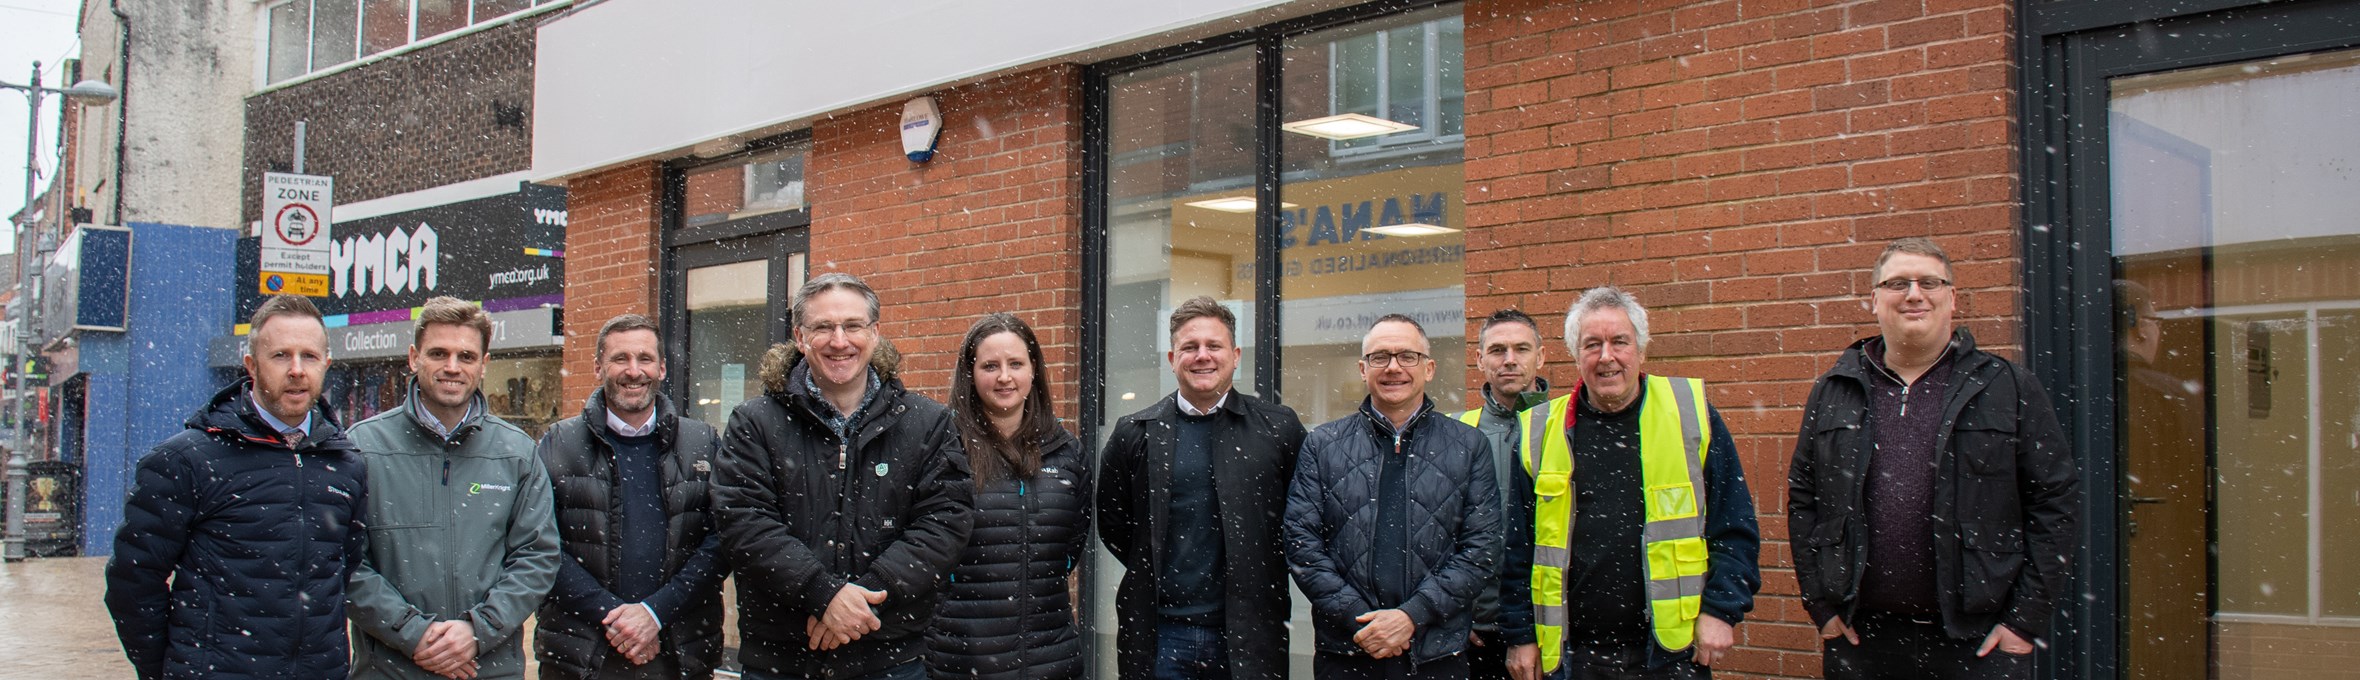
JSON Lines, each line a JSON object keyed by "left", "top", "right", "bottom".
{"left": 928, "top": 313, "right": 1093, "bottom": 680}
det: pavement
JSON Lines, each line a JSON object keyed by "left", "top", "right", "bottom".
{"left": 0, "top": 556, "right": 744, "bottom": 679}
{"left": 0, "top": 556, "right": 133, "bottom": 679}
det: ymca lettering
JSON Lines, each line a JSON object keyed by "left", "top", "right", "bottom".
{"left": 329, "top": 223, "right": 440, "bottom": 298}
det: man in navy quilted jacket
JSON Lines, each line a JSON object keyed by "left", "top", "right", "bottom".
{"left": 105, "top": 294, "right": 371, "bottom": 680}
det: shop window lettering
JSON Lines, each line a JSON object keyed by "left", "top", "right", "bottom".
{"left": 1278, "top": 192, "right": 1448, "bottom": 248}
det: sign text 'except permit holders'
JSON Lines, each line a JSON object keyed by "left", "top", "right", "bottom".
{"left": 261, "top": 172, "right": 335, "bottom": 292}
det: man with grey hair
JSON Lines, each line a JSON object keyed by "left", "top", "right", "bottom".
{"left": 711, "top": 272, "right": 974, "bottom": 680}
{"left": 1788, "top": 238, "right": 2077, "bottom": 679}
{"left": 1499, "top": 287, "right": 1760, "bottom": 680}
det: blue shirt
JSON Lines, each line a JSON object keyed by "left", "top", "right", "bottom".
{"left": 250, "top": 391, "right": 312, "bottom": 440}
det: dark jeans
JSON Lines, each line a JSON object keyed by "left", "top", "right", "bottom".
{"left": 747, "top": 659, "right": 925, "bottom": 680}
{"left": 1468, "top": 630, "right": 1511, "bottom": 680}
{"left": 1551, "top": 644, "right": 1706, "bottom": 680}
{"left": 1314, "top": 651, "right": 1470, "bottom": 680}
{"left": 1155, "top": 622, "right": 1230, "bottom": 680}
{"left": 1822, "top": 611, "right": 2032, "bottom": 680}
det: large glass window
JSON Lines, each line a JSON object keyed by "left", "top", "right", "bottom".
{"left": 2110, "top": 47, "right": 2360, "bottom": 680}
{"left": 664, "top": 135, "right": 814, "bottom": 428}
{"left": 1277, "top": 5, "right": 1466, "bottom": 424}
{"left": 1090, "top": 5, "right": 1464, "bottom": 678}
{"left": 264, "top": 0, "right": 563, "bottom": 84}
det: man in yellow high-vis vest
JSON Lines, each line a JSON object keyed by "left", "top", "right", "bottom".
{"left": 1499, "top": 287, "right": 1761, "bottom": 680}
{"left": 1459, "top": 309, "right": 1553, "bottom": 680}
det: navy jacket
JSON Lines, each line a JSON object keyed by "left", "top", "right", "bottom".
{"left": 1284, "top": 397, "right": 1502, "bottom": 665}
{"left": 104, "top": 380, "right": 369, "bottom": 680}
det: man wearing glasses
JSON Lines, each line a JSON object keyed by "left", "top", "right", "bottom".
{"left": 1497, "top": 287, "right": 1760, "bottom": 680}
{"left": 1787, "top": 238, "right": 2079, "bottom": 679}
{"left": 711, "top": 272, "right": 974, "bottom": 680}
{"left": 1285, "top": 314, "right": 1501, "bottom": 679}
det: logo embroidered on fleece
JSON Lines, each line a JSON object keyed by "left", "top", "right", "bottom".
{"left": 469, "top": 482, "right": 515, "bottom": 495}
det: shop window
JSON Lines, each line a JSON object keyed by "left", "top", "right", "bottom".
{"left": 1322, "top": 15, "right": 1464, "bottom": 156}
{"left": 264, "top": 0, "right": 564, "bottom": 84}
{"left": 663, "top": 133, "right": 813, "bottom": 425}
{"left": 1088, "top": 4, "right": 1463, "bottom": 676}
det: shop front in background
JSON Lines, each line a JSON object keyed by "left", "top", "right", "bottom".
{"left": 221, "top": 182, "right": 569, "bottom": 437}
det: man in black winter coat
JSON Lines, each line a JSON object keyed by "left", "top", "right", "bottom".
{"left": 105, "top": 294, "right": 370, "bottom": 680}
{"left": 1787, "top": 238, "right": 2080, "bottom": 680}
{"left": 1098, "top": 296, "right": 1307, "bottom": 680}
{"left": 712, "top": 273, "right": 974, "bottom": 680}
{"left": 1285, "top": 314, "right": 1502, "bottom": 680}
{"left": 535, "top": 314, "right": 728, "bottom": 679}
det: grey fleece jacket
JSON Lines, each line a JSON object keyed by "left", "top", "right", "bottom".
{"left": 346, "top": 387, "right": 561, "bottom": 679}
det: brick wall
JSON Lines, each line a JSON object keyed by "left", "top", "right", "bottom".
{"left": 559, "top": 162, "right": 663, "bottom": 406}
{"left": 809, "top": 64, "right": 1087, "bottom": 419}
{"left": 241, "top": 19, "right": 537, "bottom": 223}
{"left": 1461, "top": 1, "right": 2021, "bottom": 677}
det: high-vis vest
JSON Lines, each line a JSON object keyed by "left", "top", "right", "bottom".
{"left": 1517, "top": 375, "right": 1711, "bottom": 672}
{"left": 1457, "top": 409, "right": 1484, "bottom": 427}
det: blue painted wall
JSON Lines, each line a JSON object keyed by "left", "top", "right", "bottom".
{"left": 79, "top": 222, "right": 237, "bottom": 555}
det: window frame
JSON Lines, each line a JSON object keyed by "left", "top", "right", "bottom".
{"left": 258, "top": 0, "right": 569, "bottom": 89}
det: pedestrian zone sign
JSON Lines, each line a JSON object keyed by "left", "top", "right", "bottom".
{"left": 262, "top": 172, "right": 334, "bottom": 296}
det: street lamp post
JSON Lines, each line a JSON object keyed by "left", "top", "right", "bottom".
{"left": 2, "top": 61, "right": 118, "bottom": 561}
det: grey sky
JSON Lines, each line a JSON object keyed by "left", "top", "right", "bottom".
{"left": 1, "top": 0, "right": 88, "bottom": 250}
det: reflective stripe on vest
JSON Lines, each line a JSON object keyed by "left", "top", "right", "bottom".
{"left": 1458, "top": 408, "right": 1484, "bottom": 427}
{"left": 1518, "top": 375, "right": 1711, "bottom": 672}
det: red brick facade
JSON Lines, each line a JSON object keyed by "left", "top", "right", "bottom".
{"left": 1460, "top": 1, "right": 2020, "bottom": 677}
{"left": 808, "top": 65, "right": 1088, "bottom": 417}
{"left": 560, "top": 161, "right": 664, "bottom": 405}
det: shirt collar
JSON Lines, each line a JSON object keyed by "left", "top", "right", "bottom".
{"left": 1176, "top": 390, "right": 1229, "bottom": 417}
{"left": 606, "top": 406, "right": 658, "bottom": 438}
{"left": 249, "top": 391, "right": 312, "bottom": 438}
{"left": 409, "top": 380, "right": 484, "bottom": 439}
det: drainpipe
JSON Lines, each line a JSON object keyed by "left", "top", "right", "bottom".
{"left": 108, "top": 0, "right": 128, "bottom": 226}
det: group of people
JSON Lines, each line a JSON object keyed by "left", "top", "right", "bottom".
{"left": 101, "top": 236, "right": 2078, "bottom": 680}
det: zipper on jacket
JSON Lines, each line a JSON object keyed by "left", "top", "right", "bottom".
{"left": 442, "top": 459, "right": 451, "bottom": 486}
{"left": 838, "top": 440, "right": 847, "bottom": 470}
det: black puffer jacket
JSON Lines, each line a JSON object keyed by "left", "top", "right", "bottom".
{"left": 712, "top": 342, "right": 975, "bottom": 679}
{"left": 1788, "top": 329, "right": 2080, "bottom": 641}
{"left": 926, "top": 427, "right": 1092, "bottom": 680}
{"left": 104, "top": 380, "right": 369, "bottom": 680}
{"left": 535, "top": 389, "right": 727, "bottom": 680}
{"left": 1284, "top": 397, "right": 1501, "bottom": 664}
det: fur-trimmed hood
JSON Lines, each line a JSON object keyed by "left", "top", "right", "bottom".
{"left": 759, "top": 338, "right": 902, "bottom": 394}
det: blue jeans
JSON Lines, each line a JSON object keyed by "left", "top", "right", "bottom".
{"left": 1154, "top": 622, "right": 1230, "bottom": 680}
{"left": 746, "top": 659, "right": 925, "bottom": 680}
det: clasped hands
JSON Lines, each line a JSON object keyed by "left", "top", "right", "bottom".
{"left": 805, "top": 583, "right": 890, "bottom": 651}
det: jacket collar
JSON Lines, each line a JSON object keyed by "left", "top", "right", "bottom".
{"left": 581, "top": 386, "right": 678, "bottom": 449}
{"left": 1360, "top": 394, "right": 1438, "bottom": 440}
{"left": 1481, "top": 377, "right": 1551, "bottom": 417}
{"left": 403, "top": 378, "right": 487, "bottom": 442}
{"left": 1145, "top": 388, "right": 1251, "bottom": 422}
{"left": 188, "top": 378, "right": 354, "bottom": 453}
{"left": 1835, "top": 327, "right": 1987, "bottom": 383}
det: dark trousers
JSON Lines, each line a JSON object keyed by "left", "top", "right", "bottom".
{"left": 1314, "top": 651, "right": 1470, "bottom": 680}
{"left": 1467, "top": 630, "right": 1510, "bottom": 680}
{"left": 587, "top": 649, "right": 679, "bottom": 680}
{"left": 1553, "top": 644, "right": 1706, "bottom": 680}
{"left": 1821, "top": 611, "right": 2031, "bottom": 680}
{"left": 747, "top": 659, "right": 924, "bottom": 680}
{"left": 1155, "top": 622, "right": 1231, "bottom": 680}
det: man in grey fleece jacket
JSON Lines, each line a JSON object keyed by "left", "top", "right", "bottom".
{"left": 347, "top": 297, "right": 561, "bottom": 680}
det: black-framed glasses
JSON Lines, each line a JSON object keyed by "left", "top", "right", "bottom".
{"left": 1873, "top": 276, "right": 1953, "bottom": 293}
{"left": 1362, "top": 351, "right": 1429, "bottom": 368}
{"left": 801, "top": 320, "right": 873, "bottom": 338}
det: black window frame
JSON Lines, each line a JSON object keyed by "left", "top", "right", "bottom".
{"left": 2019, "top": 1, "right": 2360, "bottom": 677}
{"left": 658, "top": 131, "right": 813, "bottom": 411}
{"left": 1079, "top": 0, "right": 1457, "bottom": 448}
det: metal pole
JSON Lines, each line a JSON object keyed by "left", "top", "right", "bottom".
{"left": 292, "top": 121, "right": 305, "bottom": 175}
{"left": 5, "top": 62, "right": 47, "bottom": 561}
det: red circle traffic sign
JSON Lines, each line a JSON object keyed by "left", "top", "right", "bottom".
{"left": 274, "top": 203, "right": 323, "bottom": 246}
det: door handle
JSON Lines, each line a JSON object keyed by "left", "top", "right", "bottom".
{"left": 2130, "top": 496, "right": 2167, "bottom": 505}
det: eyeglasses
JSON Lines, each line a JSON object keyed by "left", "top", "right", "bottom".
{"left": 801, "top": 320, "right": 873, "bottom": 338}
{"left": 1362, "top": 351, "right": 1429, "bottom": 368}
{"left": 1873, "top": 277, "right": 1953, "bottom": 293}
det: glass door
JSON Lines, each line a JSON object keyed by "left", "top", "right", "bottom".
{"left": 664, "top": 135, "right": 813, "bottom": 426}
{"left": 2109, "top": 47, "right": 2360, "bottom": 680}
